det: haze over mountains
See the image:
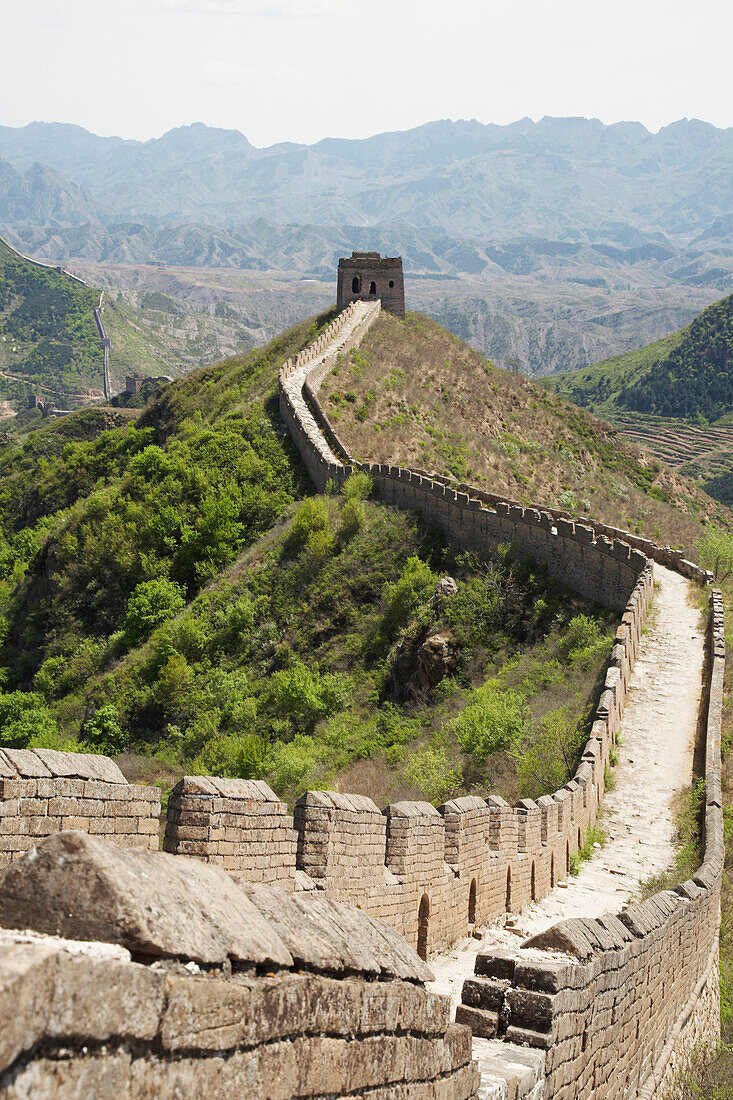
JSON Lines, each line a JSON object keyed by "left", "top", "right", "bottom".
{"left": 1, "top": 116, "right": 732, "bottom": 374}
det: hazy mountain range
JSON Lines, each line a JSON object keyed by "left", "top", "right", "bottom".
{"left": 1, "top": 116, "right": 732, "bottom": 374}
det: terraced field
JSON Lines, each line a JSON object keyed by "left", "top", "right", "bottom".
{"left": 614, "top": 413, "right": 733, "bottom": 504}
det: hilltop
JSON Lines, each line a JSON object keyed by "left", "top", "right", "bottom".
{"left": 0, "top": 236, "right": 104, "bottom": 409}
{"left": 323, "top": 311, "right": 728, "bottom": 551}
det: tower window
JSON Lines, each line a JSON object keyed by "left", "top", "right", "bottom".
{"left": 388, "top": 279, "right": 395, "bottom": 288}
{"left": 369, "top": 281, "right": 377, "bottom": 295}
{"left": 352, "top": 276, "right": 360, "bottom": 294}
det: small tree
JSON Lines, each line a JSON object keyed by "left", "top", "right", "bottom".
{"left": 123, "top": 578, "right": 186, "bottom": 646}
{"left": 695, "top": 527, "right": 733, "bottom": 583}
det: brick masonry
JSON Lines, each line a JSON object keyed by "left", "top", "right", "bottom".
{"left": 0, "top": 842, "right": 480, "bottom": 1099}
{"left": 0, "top": 748, "right": 160, "bottom": 866}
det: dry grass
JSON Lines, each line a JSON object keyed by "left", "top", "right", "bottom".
{"left": 326, "top": 312, "right": 731, "bottom": 556}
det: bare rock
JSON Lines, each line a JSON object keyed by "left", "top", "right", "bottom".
{"left": 414, "top": 632, "right": 457, "bottom": 693}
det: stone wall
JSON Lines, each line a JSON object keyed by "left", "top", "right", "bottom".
{"left": 456, "top": 589, "right": 725, "bottom": 1099}
{"left": 163, "top": 559, "right": 653, "bottom": 960}
{"left": 0, "top": 832, "right": 479, "bottom": 1099}
{"left": 0, "top": 747, "right": 160, "bottom": 865}
{"left": 275, "top": 299, "right": 723, "bottom": 1096}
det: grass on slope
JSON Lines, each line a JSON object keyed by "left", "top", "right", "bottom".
{"left": 325, "top": 311, "right": 728, "bottom": 554}
{"left": 547, "top": 329, "right": 684, "bottom": 417}
{"left": 548, "top": 292, "right": 733, "bottom": 424}
{"left": 5, "top": 481, "right": 617, "bottom": 809}
{"left": 0, "top": 239, "right": 103, "bottom": 407}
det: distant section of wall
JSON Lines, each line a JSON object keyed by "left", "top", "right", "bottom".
{"left": 457, "top": 589, "right": 725, "bottom": 1099}
{"left": 0, "top": 748, "right": 160, "bottom": 864}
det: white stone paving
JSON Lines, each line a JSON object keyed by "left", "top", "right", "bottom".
{"left": 428, "top": 564, "right": 705, "bottom": 1012}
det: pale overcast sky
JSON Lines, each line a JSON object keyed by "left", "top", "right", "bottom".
{"left": 2, "top": 0, "right": 732, "bottom": 146}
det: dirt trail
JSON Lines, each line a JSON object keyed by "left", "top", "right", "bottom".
{"left": 428, "top": 563, "right": 705, "bottom": 1011}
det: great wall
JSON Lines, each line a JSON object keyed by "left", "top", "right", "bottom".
{"left": 0, "top": 280, "right": 725, "bottom": 1098}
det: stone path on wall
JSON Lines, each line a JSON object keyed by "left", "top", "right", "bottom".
{"left": 428, "top": 563, "right": 705, "bottom": 1016}
{"left": 281, "top": 299, "right": 377, "bottom": 467}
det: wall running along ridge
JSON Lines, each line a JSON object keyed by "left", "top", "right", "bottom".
{"left": 0, "top": 301, "right": 722, "bottom": 1097}
{"left": 0, "top": 747, "right": 160, "bottom": 865}
{"left": 272, "top": 299, "right": 724, "bottom": 1097}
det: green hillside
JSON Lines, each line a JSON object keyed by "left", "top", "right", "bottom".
{"left": 0, "top": 309, "right": 653, "bottom": 807}
{"left": 0, "top": 237, "right": 104, "bottom": 407}
{"left": 549, "top": 293, "right": 733, "bottom": 422}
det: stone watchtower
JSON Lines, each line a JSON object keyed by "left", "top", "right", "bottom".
{"left": 337, "top": 252, "right": 405, "bottom": 318}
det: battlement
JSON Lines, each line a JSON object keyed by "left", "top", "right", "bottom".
{"left": 0, "top": 747, "right": 160, "bottom": 866}
{"left": 161, "top": 561, "right": 644, "bottom": 958}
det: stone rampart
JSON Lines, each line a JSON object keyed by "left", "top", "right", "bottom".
{"left": 0, "top": 748, "right": 160, "bottom": 865}
{"left": 456, "top": 589, "right": 725, "bottom": 1098}
{"left": 0, "top": 832, "right": 479, "bottom": 1099}
{"left": 275, "top": 300, "right": 723, "bottom": 1096}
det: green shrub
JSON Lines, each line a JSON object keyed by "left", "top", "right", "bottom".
{"left": 0, "top": 690, "right": 58, "bottom": 748}
{"left": 267, "top": 735, "right": 325, "bottom": 795}
{"left": 263, "top": 662, "right": 351, "bottom": 734}
{"left": 339, "top": 497, "right": 364, "bottom": 539}
{"left": 696, "top": 527, "right": 733, "bottom": 582}
{"left": 84, "top": 704, "right": 125, "bottom": 755}
{"left": 450, "top": 680, "right": 527, "bottom": 760}
{"left": 513, "top": 705, "right": 586, "bottom": 797}
{"left": 402, "top": 740, "right": 462, "bottom": 804}
{"left": 569, "top": 824, "right": 605, "bottom": 875}
{"left": 342, "top": 472, "right": 373, "bottom": 502}
{"left": 560, "top": 614, "right": 610, "bottom": 668}
{"left": 286, "top": 497, "right": 333, "bottom": 555}
{"left": 123, "top": 578, "right": 187, "bottom": 646}
{"left": 191, "top": 733, "right": 268, "bottom": 779}
{"left": 381, "top": 556, "right": 437, "bottom": 639}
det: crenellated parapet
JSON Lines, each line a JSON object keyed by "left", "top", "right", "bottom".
{"left": 456, "top": 588, "right": 725, "bottom": 1098}
{"left": 0, "top": 747, "right": 160, "bottom": 865}
{"left": 159, "top": 561, "right": 649, "bottom": 959}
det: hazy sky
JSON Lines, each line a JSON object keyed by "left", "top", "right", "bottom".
{"left": 2, "top": 0, "right": 732, "bottom": 146}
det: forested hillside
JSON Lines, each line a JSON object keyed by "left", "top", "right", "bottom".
{"left": 0, "top": 237, "right": 103, "bottom": 407}
{"left": 545, "top": 293, "right": 733, "bottom": 505}
{"left": 549, "top": 293, "right": 733, "bottom": 422}
{"left": 0, "top": 308, "right": 664, "bottom": 806}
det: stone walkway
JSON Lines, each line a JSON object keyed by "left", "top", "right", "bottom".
{"left": 428, "top": 563, "right": 705, "bottom": 1015}
{"left": 281, "top": 298, "right": 378, "bottom": 468}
